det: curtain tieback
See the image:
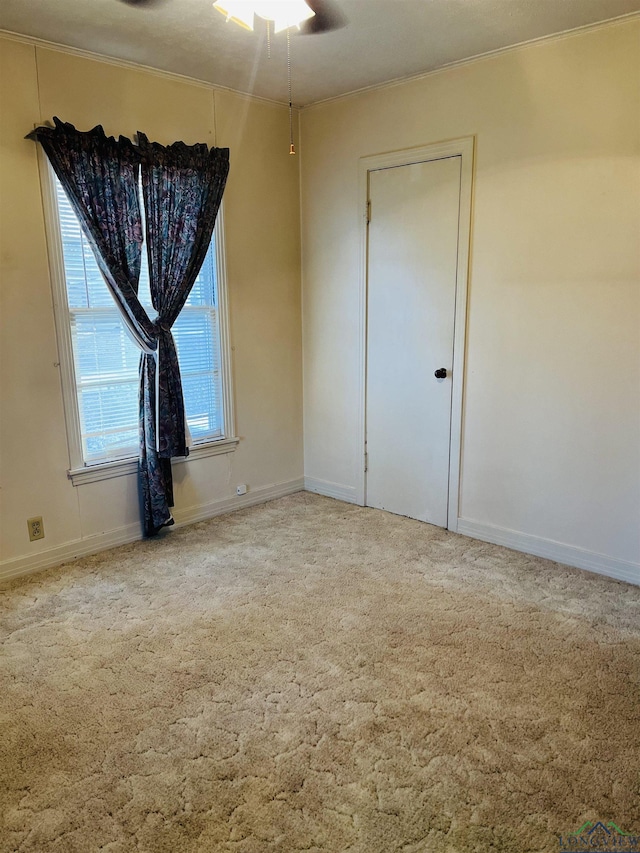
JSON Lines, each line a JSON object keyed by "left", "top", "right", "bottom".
{"left": 152, "top": 319, "right": 172, "bottom": 453}
{"left": 150, "top": 320, "right": 190, "bottom": 456}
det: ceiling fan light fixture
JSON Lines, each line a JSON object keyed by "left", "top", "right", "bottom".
{"left": 212, "top": 1, "right": 316, "bottom": 156}
{"left": 213, "top": 1, "right": 315, "bottom": 32}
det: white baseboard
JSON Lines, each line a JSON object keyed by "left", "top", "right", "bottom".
{"left": 303, "top": 477, "right": 359, "bottom": 504}
{"left": 0, "top": 478, "right": 305, "bottom": 584}
{"left": 457, "top": 518, "right": 640, "bottom": 587}
{"left": 172, "top": 478, "right": 304, "bottom": 527}
{"left": 6, "top": 485, "right": 634, "bottom": 590}
{"left": 0, "top": 523, "right": 143, "bottom": 584}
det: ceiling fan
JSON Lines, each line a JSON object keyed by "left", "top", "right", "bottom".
{"left": 297, "top": 0, "right": 348, "bottom": 35}
{"left": 116, "top": 0, "right": 348, "bottom": 34}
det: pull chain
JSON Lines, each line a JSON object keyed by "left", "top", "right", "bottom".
{"left": 266, "top": 18, "right": 271, "bottom": 58}
{"left": 287, "top": 28, "right": 295, "bottom": 155}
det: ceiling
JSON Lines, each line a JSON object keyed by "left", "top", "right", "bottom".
{"left": 1, "top": 0, "right": 639, "bottom": 106}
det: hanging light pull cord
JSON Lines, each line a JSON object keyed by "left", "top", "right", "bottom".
{"left": 287, "top": 28, "right": 295, "bottom": 155}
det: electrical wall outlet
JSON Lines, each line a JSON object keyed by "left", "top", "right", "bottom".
{"left": 27, "top": 516, "right": 45, "bottom": 542}
{"left": 236, "top": 484, "right": 248, "bottom": 496}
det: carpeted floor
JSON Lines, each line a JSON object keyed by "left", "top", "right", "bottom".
{"left": 1, "top": 493, "right": 639, "bottom": 853}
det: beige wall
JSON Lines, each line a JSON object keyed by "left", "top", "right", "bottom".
{"left": 1, "top": 19, "right": 638, "bottom": 581}
{"left": 0, "top": 38, "right": 303, "bottom": 567}
{"left": 300, "top": 20, "right": 640, "bottom": 569}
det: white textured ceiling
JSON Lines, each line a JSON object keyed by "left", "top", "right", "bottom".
{"left": 1, "top": 0, "right": 639, "bottom": 105}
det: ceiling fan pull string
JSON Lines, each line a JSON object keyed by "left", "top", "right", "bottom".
{"left": 267, "top": 18, "right": 271, "bottom": 59}
{"left": 287, "top": 28, "right": 295, "bottom": 155}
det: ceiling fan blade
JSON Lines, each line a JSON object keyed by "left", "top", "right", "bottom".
{"left": 300, "top": 0, "right": 347, "bottom": 34}
{"left": 116, "top": 0, "right": 168, "bottom": 7}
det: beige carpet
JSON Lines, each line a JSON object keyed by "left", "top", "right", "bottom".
{"left": 1, "top": 494, "right": 639, "bottom": 853}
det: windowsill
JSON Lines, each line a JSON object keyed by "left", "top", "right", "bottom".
{"left": 67, "top": 436, "right": 240, "bottom": 486}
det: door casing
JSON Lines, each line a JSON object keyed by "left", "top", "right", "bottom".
{"left": 357, "top": 137, "right": 475, "bottom": 532}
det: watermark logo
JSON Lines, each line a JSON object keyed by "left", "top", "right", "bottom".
{"left": 558, "top": 821, "right": 640, "bottom": 852}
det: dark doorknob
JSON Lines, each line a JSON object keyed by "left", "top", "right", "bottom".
{"left": 434, "top": 368, "right": 447, "bottom": 379}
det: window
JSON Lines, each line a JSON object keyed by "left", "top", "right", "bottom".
{"left": 46, "top": 167, "right": 235, "bottom": 483}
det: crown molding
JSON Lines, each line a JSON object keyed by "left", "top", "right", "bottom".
{"left": 0, "top": 28, "right": 291, "bottom": 108}
{"left": 300, "top": 11, "right": 640, "bottom": 110}
{"left": 1, "top": 11, "right": 638, "bottom": 113}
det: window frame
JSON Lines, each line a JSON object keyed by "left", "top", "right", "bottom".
{"left": 38, "top": 149, "right": 237, "bottom": 487}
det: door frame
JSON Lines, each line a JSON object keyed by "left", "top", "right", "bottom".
{"left": 357, "top": 136, "right": 475, "bottom": 532}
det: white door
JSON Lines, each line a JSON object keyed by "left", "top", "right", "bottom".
{"left": 366, "top": 155, "right": 462, "bottom": 526}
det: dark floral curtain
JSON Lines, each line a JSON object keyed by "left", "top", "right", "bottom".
{"left": 28, "top": 118, "right": 229, "bottom": 537}
{"left": 27, "top": 118, "right": 155, "bottom": 351}
{"left": 137, "top": 132, "right": 230, "bottom": 535}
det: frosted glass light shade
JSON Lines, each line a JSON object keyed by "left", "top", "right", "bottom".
{"left": 213, "top": 1, "right": 315, "bottom": 32}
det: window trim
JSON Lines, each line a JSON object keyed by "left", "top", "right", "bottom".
{"left": 38, "top": 149, "right": 237, "bottom": 486}
{"left": 67, "top": 437, "right": 240, "bottom": 485}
